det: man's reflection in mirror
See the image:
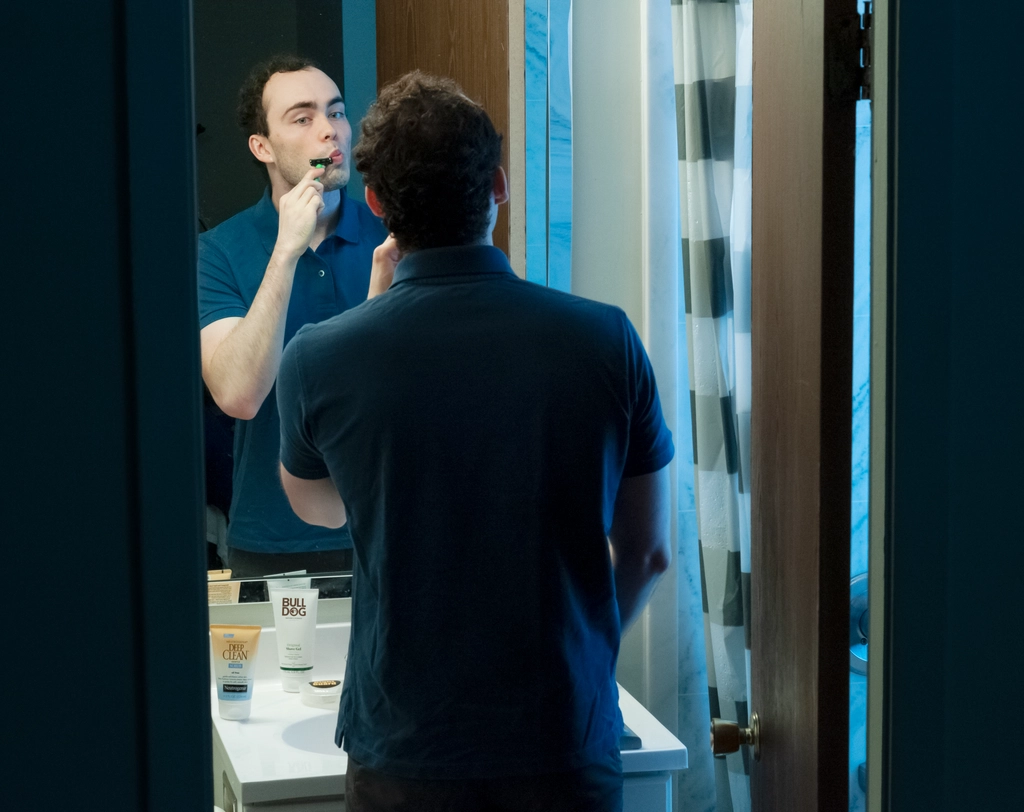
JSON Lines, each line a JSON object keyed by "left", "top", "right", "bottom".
{"left": 198, "top": 55, "right": 387, "bottom": 590}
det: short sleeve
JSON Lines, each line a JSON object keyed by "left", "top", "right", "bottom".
{"left": 277, "top": 337, "right": 331, "bottom": 480}
{"left": 622, "top": 318, "right": 675, "bottom": 477}
{"left": 198, "top": 234, "right": 250, "bottom": 329}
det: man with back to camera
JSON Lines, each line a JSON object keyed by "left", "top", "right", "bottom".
{"left": 198, "top": 55, "right": 388, "bottom": 579}
{"left": 276, "top": 72, "right": 673, "bottom": 812}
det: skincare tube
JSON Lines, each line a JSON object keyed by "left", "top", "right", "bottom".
{"left": 210, "top": 624, "right": 262, "bottom": 720}
{"left": 269, "top": 588, "right": 319, "bottom": 692}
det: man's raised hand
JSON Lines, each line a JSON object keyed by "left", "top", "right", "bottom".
{"left": 368, "top": 234, "right": 403, "bottom": 298}
{"left": 275, "top": 167, "right": 326, "bottom": 259}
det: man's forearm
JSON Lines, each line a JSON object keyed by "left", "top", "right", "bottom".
{"left": 608, "top": 466, "right": 673, "bottom": 632}
{"left": 205, "top": 250, "right": 299, "bottom": 419}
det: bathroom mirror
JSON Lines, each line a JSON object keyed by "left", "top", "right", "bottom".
{"left": 195, "top": 0, "right": 361, "bottom": 593}
{"left": 195, "top": 0, "right": 554, "bottom": 599}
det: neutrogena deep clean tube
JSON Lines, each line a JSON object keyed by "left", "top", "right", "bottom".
{"left": 210, "top": 624, "right": 262, "bottom": 720}
{"left": 269, "top": 588, "right": 318, "bottom": 692}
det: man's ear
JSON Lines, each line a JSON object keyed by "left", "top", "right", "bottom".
{"left": 492, "top": 166, "right": 509, "bottom": 205}
{"left": 365, "top": 186, "right": 386, "bottom": 218}
{"left": 248, "top": 134, "right": 274, "bottom": 166}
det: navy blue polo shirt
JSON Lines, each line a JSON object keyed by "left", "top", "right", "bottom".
{"left": 277, "top": 245, "right": 674, "bottom": 778}
{"left": 198, "top": 189, "right": 387, "bottom": 553}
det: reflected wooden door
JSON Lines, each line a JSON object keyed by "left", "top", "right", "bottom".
{"left": 750, "top": 0, "right": 859, "bottom": 808}
{"left": 375, "top": 0, "right": 511, "bottom": 256}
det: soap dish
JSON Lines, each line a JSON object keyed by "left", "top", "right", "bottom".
{"left": 620, "top": 723, "right": 642, "bottom": 751}
{"left": 300, "top": 679, "right": 342, "bottom": 710}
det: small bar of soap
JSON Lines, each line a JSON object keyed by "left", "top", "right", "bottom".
{"left": 620, "top": 723, "right": 642, "bottom": 751}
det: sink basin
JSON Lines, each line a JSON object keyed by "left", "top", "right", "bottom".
{"left": 281, "top": 712, "right": 340, "bottom": 756}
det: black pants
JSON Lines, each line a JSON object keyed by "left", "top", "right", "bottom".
{"left": 345, "top": 753, "right": 623, "bottom": 812}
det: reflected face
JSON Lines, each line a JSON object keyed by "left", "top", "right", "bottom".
{"left": 260, "top": 68, "right": 352, "bottom": 192}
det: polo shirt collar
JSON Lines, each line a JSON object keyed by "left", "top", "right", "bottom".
{"left": 254, "top": 187, "right": 364, "bottom": 254}
{"left": 392, "top": 245, "right": 515, "bottom": 286}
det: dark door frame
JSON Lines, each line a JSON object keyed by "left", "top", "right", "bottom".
{"left": 5, "top": 1, "right": 209, "bottom": 802}
{"left": 122, "top": 2, "right": 211, "bottom": 809}
{"left": 8, "top": 0, "right": 211, "bottom": 808}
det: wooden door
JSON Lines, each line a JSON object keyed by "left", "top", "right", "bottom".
{"left": 750, "top": 0, "right": 858, "bottom": 808}
{"left": 375, "top": 0, "right": 510, "bottom": 256}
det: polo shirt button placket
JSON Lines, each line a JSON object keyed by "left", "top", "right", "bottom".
{"left": 318, "top": 269, "right": 325, "bottom": 278}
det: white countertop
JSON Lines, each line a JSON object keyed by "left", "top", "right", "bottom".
{"left": 212, "top": 623, "right": 686, "bottom": 804}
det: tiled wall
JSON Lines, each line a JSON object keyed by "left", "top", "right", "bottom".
{"left": 674, "top": 334, "right": 717, "bottom": 811}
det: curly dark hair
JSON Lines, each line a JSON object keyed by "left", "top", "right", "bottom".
{"left": 353, "top": 71, "right": 503, "bottom": 252}
{"left": 236, "top": 54, "right": 320, "bottom": 137}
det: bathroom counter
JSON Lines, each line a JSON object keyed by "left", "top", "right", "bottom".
{"left": 211, "top": 624, "right": 687, "bottom": 811}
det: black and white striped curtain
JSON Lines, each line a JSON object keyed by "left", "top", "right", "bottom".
{"left": 671, "top": 1, "right": 753, "bottom": 809}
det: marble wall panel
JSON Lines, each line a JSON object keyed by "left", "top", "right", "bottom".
{"left": 849, "top": 672, "right": 868, "bottom": 812}
{"left": 547, "top": 0, "right": 573, "bottom": 292}
{"left": 848, "top": 96, "right": 873, "bottom": 812}
{"left": 524, "top": 0, "right": 573, "bottom": 291}
{"left": 525, "top": 0, "right": 548, "bottom": 285}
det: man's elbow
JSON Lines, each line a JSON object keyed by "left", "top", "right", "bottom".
{"left": 634, "top": 540, "right": 672, "bottom": 581}
{"left": 297, "top": 507, "right": 345, "bottom": 529}
{"left": 648, "top": 544, "right": 672, "bottom": 577}
{"left": 221, "top": 401, "right": 260, "bottom": 421}
{"left": 612, "top": 538, "right": 672, "bottom": 580}
{"left": 282, "top": 490, "right": 339, "bottom": 528}
{"left": 208, "top": 386, "right": 260, "bottom": 421}
{"left": 280, "top": 472, "right": 347, "bottom": 529}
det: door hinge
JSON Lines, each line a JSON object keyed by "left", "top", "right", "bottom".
{"left": 859, "top": 3, "right": 873, "bottom": 101}
{"left": 827, "top": 4, "right": 873, "bottom": 103}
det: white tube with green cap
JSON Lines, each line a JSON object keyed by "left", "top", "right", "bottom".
{"left": 269, "top": 587, "right": 319, "bottom": 691}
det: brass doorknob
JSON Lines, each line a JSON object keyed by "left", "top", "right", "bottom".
{"left": 710, "top": 713, "right": 761, "bottom": 761}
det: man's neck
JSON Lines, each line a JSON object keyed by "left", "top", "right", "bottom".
{"left": 311, "top": 190, "right": 343, "bottom": 246}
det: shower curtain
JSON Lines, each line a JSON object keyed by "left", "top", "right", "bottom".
{"left": 671, "top": 1, "right": 753, "bottom": 809}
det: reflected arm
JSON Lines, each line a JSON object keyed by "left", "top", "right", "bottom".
{"left": 200, "top": 245, "right": 300, "bottom": 420}
{"left": 201, "top": 171, "right": 334, "bottom": 420}
{"left": 279, "top": 464, "right": 347, "bottom": 529}
{"left": 608, "top": 465, "right": 672, "bottom": 632}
